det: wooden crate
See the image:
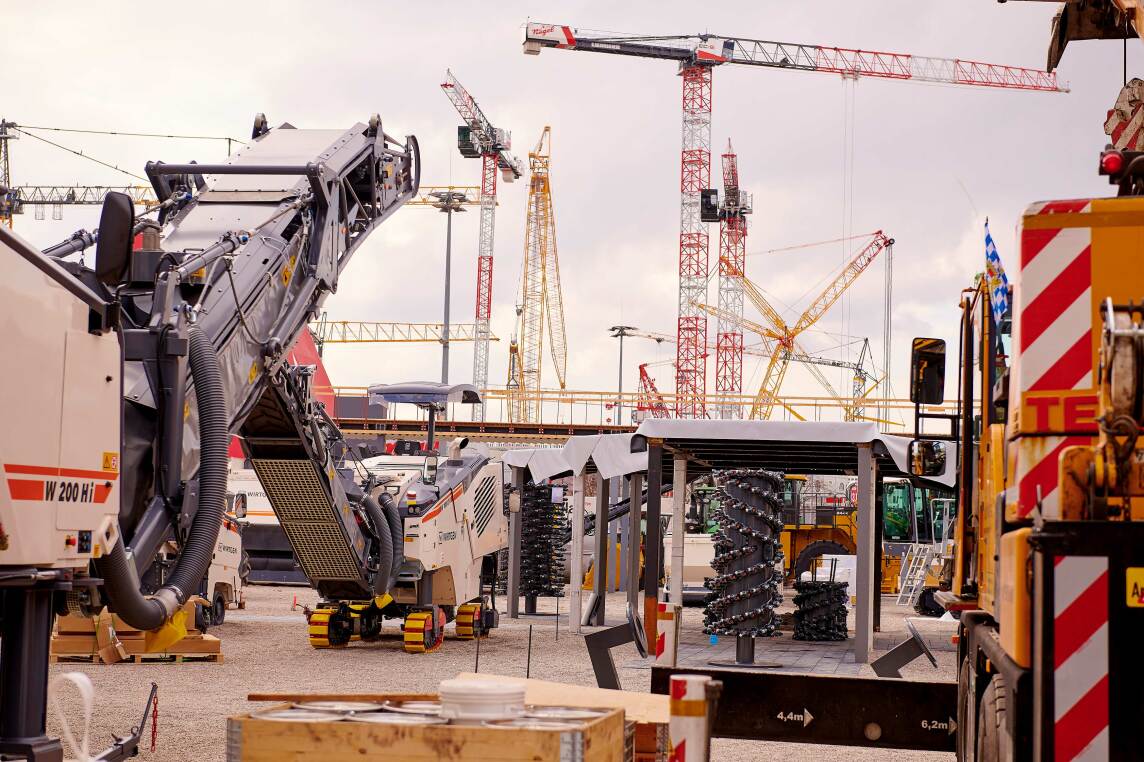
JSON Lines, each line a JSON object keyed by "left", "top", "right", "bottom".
{"left": 228, "top": 693, "right": 625, "bottom": 762}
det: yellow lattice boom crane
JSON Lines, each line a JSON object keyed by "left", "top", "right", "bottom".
{"left": 508, "top": 126, "right": 568, "bottom": 422}
{"left": 729, "top": 230, "right": 892, "bottom": 419}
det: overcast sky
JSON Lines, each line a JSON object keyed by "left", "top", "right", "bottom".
{"left": 3, "top": 1, "right": 1135, "bottom": 427}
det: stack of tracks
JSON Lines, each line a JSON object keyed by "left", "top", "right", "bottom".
{"left": 519, "top": 483, "right": 569, "bottom": 598}
{"left": 792, "top": 579, "right": 849, "bottom": 641}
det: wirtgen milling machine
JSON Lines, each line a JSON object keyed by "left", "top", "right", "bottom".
{"left": 0, "top": 114, "right": 434, "bottom": 760}
{"left": 304, "top": 382, "right": 506, "bottom": 653}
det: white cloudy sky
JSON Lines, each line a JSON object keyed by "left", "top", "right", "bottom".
{"left": 3, "top": 1, "right": 1135, "bottom": 427}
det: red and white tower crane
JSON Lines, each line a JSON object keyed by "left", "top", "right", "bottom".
{"left": 523, "top": 22, "right": 1065, "bottom": 418}
{"left": 441, "top": 70, "right": 524, "bottom": 420}
{"left": 714, "top": 141, "right": 749, "bottom": 419}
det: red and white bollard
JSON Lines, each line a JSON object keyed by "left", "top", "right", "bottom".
{"left": 656, "top": 602, "right": 680, "bottom": 666}
{"left": 669, "top": 674, "right": 711, "bottom": 762}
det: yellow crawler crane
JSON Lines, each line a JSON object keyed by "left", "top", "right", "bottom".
{"left": 507, "top": 126, "right": 568, "bottom": 423}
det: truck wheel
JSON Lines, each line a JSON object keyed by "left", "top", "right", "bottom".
{"left": 914, "top": 587, "right": 944, "bottom": 617}
{"left": 976, "top": 673, "right": 1012, "bottom": 762}
{"left": 957, "top": 660, "right": 974, "bottom": 761}
{"left": 793, "top": 541, "right": 850, "bottom": 581}
{"left": 212, "top": 593, "right": 227, "bottom": 626}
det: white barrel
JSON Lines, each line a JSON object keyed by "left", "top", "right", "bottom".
{"left": 669, "top": 674, "right": 710, "bottom": 762}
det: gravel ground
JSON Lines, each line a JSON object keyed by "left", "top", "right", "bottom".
{"left": 45, "top": 586, "right": 955, "bottom": 761}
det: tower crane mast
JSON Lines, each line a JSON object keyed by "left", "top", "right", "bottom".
{"left": 714, "top": 141, "right": 750, "bottom": 419}
{"left": 441, "top": 71, "right": 523, "bottom": 421}
{"left": 523, "top": 21, "right": 1065, "bottom": 420}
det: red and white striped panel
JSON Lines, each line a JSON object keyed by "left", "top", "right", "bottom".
{"left": 1012, "top": 201, "right": 1095, "bottom": 518}
{"left": 1053, "top": 555, "right": 1109, "bottom": 761}
{"left": 1105, "top": 80, "right": 1144, "bottom": 150}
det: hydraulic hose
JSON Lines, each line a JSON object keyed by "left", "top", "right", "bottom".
{"left": 361, "top": 496, "right": 393, "bottom": 596}
{"left": 377, "top": 492, "right": 405, "bottom": 580}
{"left": 97, "top": 323, "right": 229, "bottom": 630}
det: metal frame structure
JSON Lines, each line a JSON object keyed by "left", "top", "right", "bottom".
{"left": 441, "top": 71, "right": 523, "bottom": 419}
{"left": 310, "top": 320, "right": 494, "bottom": 345}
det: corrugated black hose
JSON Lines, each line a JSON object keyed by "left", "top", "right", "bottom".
{"left": 97, "top": 323, "right": 228, "bottom": 630}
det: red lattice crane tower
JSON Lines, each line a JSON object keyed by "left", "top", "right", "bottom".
{"left": 441, "top": 71, "right": 523, "bottom": 420}
{"left": 523, "top": 22, "right": 1065, "bottom": 418}
{"left": 715, "top": 140, "right": 750, "bottom": 419}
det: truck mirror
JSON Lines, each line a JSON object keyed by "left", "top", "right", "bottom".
{"left": 227, "top": 493, "right": 247, "bottom": 520}
{"left": 910, "top": 337, "right": 946, "bottom": 405}
{"left": 909, "top": 440, "right": 948, "bottom": 477}
{"left": 94, "top": 191, "right": 135, "bottom": 287}
{"left": 422, "top": 455, "right": 439, "bottom": 485}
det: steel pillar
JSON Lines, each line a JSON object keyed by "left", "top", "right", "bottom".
{"left": 507, "top": 465, "right": 524, "bottom": 618}
{"left": 854, "top": 444, "right": 877, "bottom": 663}
{"left": 590, "top": 474, "right": 610, "bottom": 626}
{"left": 670, "top": 455, "right": 688, "bottom": 607}
{"left": 643, "top": 440, "right": 663, "bottom": 646}
{"left": 570, "top": 472, "right": 585, "bottom": 634}
{"left": 627, "top": 472, "right": 644, "bottom": 616}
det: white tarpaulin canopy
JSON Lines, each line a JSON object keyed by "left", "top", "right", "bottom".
{"left": 631, "top": 419, "right": 955, "bottom": 488}
{"left": 500, "top": 433, "right": 647, "bottom": 482}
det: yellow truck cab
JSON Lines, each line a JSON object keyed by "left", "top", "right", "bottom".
{"left": 908, "top": 150, "right": 1144, "bottom": 760}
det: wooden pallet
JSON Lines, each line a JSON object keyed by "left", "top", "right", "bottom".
{"left": 51, "top": 633, "right": 223, "bottom": 664}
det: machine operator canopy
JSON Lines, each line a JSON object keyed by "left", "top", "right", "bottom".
{"left": 367, "top": 382, "right": 481, "bottom": 411}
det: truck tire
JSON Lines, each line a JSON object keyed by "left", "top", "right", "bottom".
{"left": 976, "top": 673, "right": 1012, "bottom": 762}
{"left": 794, "top": 541, "right": 850, "bottom": 581}
{"left": 914, "top": 587, "right": 944, "bottom": 617}
{"left": 212, "top": 592, "right": 227, "bottom": 626}
{"left": 957, "top": 660, "right": 974, "bottom": 761}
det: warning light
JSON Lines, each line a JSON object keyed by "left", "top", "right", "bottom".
{"left": 1101, "top": 151, "right": 1124, "bottom": 175}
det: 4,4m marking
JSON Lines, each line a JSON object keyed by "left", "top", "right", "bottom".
{"left": 776, "top": 709, "right": 814, "bottom": 728}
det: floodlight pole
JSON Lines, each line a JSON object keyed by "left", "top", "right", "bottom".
{"left": 610, "top": 325, "right": 638, "bottom": 425}
{"left": 431, "top": 191, "right": 468, "bottom": 384}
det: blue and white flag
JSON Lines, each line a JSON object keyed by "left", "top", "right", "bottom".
{"left": 984, "top": 219, "right": 1009, "bottom": 326}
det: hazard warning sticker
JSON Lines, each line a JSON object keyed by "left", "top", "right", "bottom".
{"left": 1126, "top": 568, "right": 1144, "bottom": 607}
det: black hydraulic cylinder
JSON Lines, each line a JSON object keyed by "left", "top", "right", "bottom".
{"left": 0, "top": 586, "right": 63, "bottom": 761}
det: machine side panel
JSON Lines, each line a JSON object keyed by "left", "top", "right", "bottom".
{"left": 0, "top": 233, "right": 118, "bottom": 568}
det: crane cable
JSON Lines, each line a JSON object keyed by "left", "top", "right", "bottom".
{"left": 12, "top": 126, "right": 146, "bottom": 181}
{"left": 16, "top": 124, "right": 245, "bottom": 144}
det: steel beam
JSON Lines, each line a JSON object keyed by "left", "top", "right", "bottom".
{"left": 651, "top": 667, "right": 957, "bottom": 752}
